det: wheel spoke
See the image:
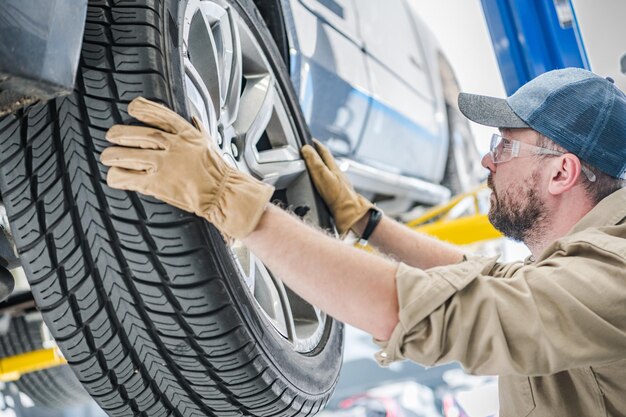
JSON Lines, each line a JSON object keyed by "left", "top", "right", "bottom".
{"left": 234, "top": 75, "right": 275, "bottom": 148}
{"left": 187, "top": 6, "right": 222, "bottom": 122}
{"left": 241, "top": 87, "right": 306, "bottom": 187}
{"left": 250, "top": 253, "right": 294, "bottom": 340}
{"left": 184, "top": 58, "right": 219, "bottom": 140}
{"left": 314, "top": 307, "right": 325, "bottom": 326}
{"left": 249, "top": 156, "right": 306, "bottom": 188}
{"left": 215, "top": 6, "right": 243, "bottom": 126}
{"left": 270, "top": 271, "right": 298, "bottom": 344}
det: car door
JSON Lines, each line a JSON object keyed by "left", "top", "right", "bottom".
{"left": 289, "top": 0, "right": 371, "bottom": 156}
{"left": 353, "top": 0, "right": 445, "bottom": 182}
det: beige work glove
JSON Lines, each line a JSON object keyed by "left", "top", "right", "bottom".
{"left": 100, "top": 97, "right": 274, "bottom": 240}
{"left": 301, "top": 140, "right": 374, "bottom": 236}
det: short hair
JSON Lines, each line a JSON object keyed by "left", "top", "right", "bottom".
{"left": 536, "top": 134, "right": 626, "bottom": 204}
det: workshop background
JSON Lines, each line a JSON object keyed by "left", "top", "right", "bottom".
{"left": 0, "top": 0, "right": 623, "bottom": 416}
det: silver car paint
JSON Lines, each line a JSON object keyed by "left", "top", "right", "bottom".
{"left": 279, "top": 0, "right": 455, "bottom": 205}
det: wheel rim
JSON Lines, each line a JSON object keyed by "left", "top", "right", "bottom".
{"left": 182, "top": 0, "right": 326, "bottom": 353}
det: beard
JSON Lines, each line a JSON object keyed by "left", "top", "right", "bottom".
{"left": 487, "top": 170, "right": 549, "bottom": 244}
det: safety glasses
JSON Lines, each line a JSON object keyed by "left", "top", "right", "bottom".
{"left": 489, "top": 133, "right": 596, "bottom": 182}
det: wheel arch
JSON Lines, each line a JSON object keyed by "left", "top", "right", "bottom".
{"left": 437, "top": 52, "right": 462, "bottom": 109}
{"left": 437, "top": 52, "right": 484, "bottom": 193}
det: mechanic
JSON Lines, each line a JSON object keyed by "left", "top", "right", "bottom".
{"left": 101, "top": 67, "right": 626, "bottom": 416}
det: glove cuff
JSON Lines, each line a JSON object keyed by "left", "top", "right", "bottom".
{"left": 336, "top": 195, "right": 375, "bottom": 237}
{"left": 203, "top": 170, "right": 275, "bottom": 240}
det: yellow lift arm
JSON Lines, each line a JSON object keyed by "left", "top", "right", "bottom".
{"left": 0, "top": 348, "right": 67, "bottom": 382}
{"left": 407, "top": 184, "right": 502, "bottom": 245}
{"left": 355, "top": 184, "right": 502, "bottom": 251}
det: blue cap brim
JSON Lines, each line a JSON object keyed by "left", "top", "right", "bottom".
{"left": 458, "top": 93, "right": 529, "bottom": 129}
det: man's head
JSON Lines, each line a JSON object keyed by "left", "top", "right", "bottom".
{"left": 482, "top": 128, "right": 551, "bottom": 243}
{"left": 459, "top": 68, "right": 626, "bottom": 245}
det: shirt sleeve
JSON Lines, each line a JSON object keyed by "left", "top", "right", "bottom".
{"left": 374, "top": 246, "right": 626, "bottom": 376}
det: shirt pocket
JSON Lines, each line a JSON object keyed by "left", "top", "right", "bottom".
{"left": 500, "top": 376, "right": 536, "bottom": 417}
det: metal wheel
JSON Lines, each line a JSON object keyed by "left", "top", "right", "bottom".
{"left": 182, "top": 0, "right": 326, "bottom": 354}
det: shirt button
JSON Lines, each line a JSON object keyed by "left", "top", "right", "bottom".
{"left": 380, "top": 352, "right": 388, "bottom": 358}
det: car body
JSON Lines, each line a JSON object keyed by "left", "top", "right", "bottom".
{"left": 283, "top": 0, "right": 481, "bottom": 212}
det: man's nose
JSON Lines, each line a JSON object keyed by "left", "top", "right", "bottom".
{"left": 481, "top": 153, "right": 496, "bottom": 173}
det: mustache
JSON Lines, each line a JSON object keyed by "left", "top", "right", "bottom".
{"left": 487, "top": 174, "right": 494, "bottom": 190}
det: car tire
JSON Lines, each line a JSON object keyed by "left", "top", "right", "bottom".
{"left": 0, "top": 316, "right": 92, "bottom": 410}
{"left": 0, "top": 0, "right": 343, "bottom": 416}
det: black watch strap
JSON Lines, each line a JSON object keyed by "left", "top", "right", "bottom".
{"left": 359, "top": 208, "right": 383, "bottom": 245}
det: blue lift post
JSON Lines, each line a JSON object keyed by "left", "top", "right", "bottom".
{"left": 480, "top": 0, "right": 589, "bottom": 95}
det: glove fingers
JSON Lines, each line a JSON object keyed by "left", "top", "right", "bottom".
{"left": 312, "top": 139, "right": 341, "bottom": 173}
{"left": 106, "top": 166, "right": 153, "bottom": 192}
{"left": 191, "top": 116, "right": 220, "bottom": 151}
{"left": 106, "top": 168, "right": 195, "bottom": 215}
{"left": 300, "top": 144, "right": 316, "bottom": 162}
{"left": 128, "top": 97, "right": 193, "bottom": 135}
{"left": 106, "top": 125, "right": 170, "bottom": 150}
{"left": 101, "top": 147, "right": 161, "bottom": 173}
{"left": 302, "top": 143, "right": 330, "bottom": 170}
{"left": 301, "top": 145, "right": 337, "bottom": 185}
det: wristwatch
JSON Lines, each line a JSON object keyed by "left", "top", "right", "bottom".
{"left": 358, "top": 208, "right": 383, "bottom": 246}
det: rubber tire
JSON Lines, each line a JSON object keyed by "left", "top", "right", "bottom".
{"left": 0, "top": 316, "right": 92, "bottom": 409}
{"left": 0, "top": 0, "right": 343, "bottom": 416}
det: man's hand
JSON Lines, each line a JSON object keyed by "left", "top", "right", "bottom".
{"left": 100, "top": 97, "right": 274, "bottom": 240}
{"left": 301, "top": 140, "right": 374, "bottom": 235}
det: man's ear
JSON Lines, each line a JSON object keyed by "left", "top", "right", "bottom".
{"left": 547, "top": 154, "right": 582, "bottom": 196}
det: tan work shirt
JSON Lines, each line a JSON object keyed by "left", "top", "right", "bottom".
{"left": 375, "top": 188, "right": 626, "bottom": 417}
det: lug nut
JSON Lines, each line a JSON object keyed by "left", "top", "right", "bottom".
{"left": 217, "top": 125, "right": 224, "bottom": 147}
{"left": 231, "top": 142, "right": 239, "bottom": 158}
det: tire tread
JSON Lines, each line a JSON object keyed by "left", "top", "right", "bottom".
{"left": 0, "top": 1, "right": 338, "bottom": 415}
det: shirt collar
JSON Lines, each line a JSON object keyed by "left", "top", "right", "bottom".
{"left": 567, "top": 187, "right": 626, "bottom": 235}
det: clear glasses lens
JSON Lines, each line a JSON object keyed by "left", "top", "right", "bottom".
{"left": 489, "top": 134, "right": 512, "bottom": 164}
{"left": 489, "top": 133, "right": 597, "bottom": 182}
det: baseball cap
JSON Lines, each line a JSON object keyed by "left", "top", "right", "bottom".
{"left": 458, "top": 68, "right": 626, "bottom": 179}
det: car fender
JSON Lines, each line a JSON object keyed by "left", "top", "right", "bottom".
{"left": 0, "top": 0, "right": 88, "bottom": 115}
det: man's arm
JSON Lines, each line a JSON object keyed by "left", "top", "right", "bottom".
{"left": 301, "top": 141, "right": 465, "bottom": 270}
{"left": 243, "top": 205, "right": 400, "bottom": 341}
{"left": 98, "top": 98, "right": 453, "bottom": 342}
{"left": 352, "top": 214, "right": 465, "bottom": 269}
